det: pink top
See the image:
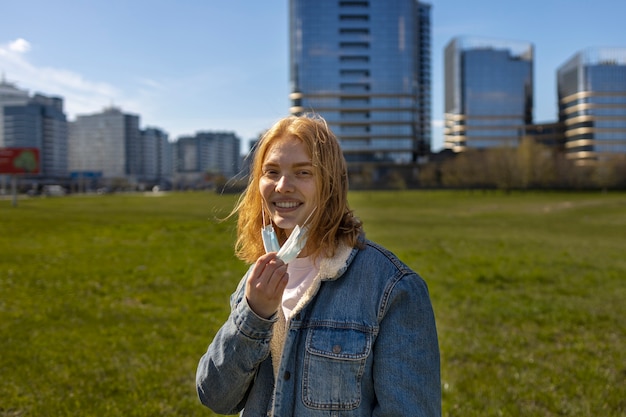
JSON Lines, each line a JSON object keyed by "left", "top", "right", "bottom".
{"left": 283, "top": 256, "right": 319, "bottom": 320}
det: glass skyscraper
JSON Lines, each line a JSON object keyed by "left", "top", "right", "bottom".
{"left": 1, "top": 78, "right": 68, "bottom": 177}
{"left": 557, "top": 47, "right": 626, "bottom": 166}
{"left": 444, "top": 37, "right": 533, "bottom": 152}
{"left": 289, "top": 0, "right": 431, "bottom": 174}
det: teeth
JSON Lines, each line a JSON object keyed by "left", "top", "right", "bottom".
{"left": 275, "top": 201, "right": 299, "bottom": 208}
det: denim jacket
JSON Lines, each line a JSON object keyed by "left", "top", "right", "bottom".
{"left": 196, "top": 238, "right": 441, "bottom": 416}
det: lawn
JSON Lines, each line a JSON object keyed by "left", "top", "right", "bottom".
{"left": 1, "top": 190, "right": 624, "bottom": 416}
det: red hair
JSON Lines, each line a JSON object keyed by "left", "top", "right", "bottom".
{"left": 231, "top": 114, "right": 362, "bottom": 263}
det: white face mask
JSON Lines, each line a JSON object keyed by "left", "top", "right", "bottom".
{"left": 261, "top": 206, "right": 281, "bottom": 253}
{"left": 261, "top": 225, "right": 281, "bottom": 253}
{"left": 261, "top": 207, "right": 316, "bottom": 263}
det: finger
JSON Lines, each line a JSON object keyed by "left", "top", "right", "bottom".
{"left": 275, "top": 270, "right": 289, "bottom": 294}
{"left": 245, "top": 257, "right": 289, "bottom": 319}
{"left": 247, "top": 254, "right": 287, "bottom": 294}
{"left": 266, "top": 263, "right": 289, "bottom": 294}
{"left": 248, "top": 253, "right": 280, "bottom": 283}
{"left": 251, "top": 262, "right": 287, "bottom": 297}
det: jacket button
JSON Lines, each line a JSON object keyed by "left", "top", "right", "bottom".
{"left": 332, "top": 345, "right": 342, "bottom": 354}
{"left": 284, "top": 371, "right": 291, "bottom": 381}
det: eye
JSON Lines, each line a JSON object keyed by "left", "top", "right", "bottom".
{"left": 296, "top": 169, "right": 313, "bottom": 177}
{"left": 262, "top": 166, "right": 279, "bottom": 178}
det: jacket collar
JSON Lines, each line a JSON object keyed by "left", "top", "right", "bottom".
{"left": 317, "top": 240, "right": 358, "bottom": 281}
{"left": 270, "top": 237, "right": 363, "bottom": 381}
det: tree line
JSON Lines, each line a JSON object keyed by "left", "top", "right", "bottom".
{"left": 418, "top": 139, "right": 626, "bottom": 191}
{"left": 348, "top": 139, "right": 626, "bottom": 191}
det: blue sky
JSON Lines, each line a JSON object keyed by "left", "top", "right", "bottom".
{"left": 1, "top": 0, "right": 624, "bottom": 151}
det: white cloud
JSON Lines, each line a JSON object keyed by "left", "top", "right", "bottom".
{"left": 0, "top": 38, "right": 149, "bottom": 121}
{"left": 0, "top": 43, "right": 197, "bottom": 138}
{"left": 0, "top": 38, "right": 284, "bottom": 142}
{"left": 8, "top": 38, "right": 31, "bottom": 53}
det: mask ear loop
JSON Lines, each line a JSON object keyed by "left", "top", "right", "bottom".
{"left": 262, "top": 205, "right": 267, "bottom": 229}
{"left": 261, "top": 202, "right": 281, "bottom": 253}
{"left": 302, "top": 206, "right": 317, "bottom": 227}
{"left": 262, "top": 200, "right": 276, "bottom": 228}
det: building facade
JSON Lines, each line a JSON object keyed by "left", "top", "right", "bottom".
{"left": 0, "top": 76, "right": 30, "bottom": 147}
{"left": 444, "top": 37, "right": 534, "bottom": 152}
{"left": 1, "top": 78, "right": 68, "bottom": 177}
{"left": 289, "top": 0, "right": 432, "bottom": 178}
{"left": 557, "top": 47, "right": 626, "bottom": 166}
{"left": 30, "top": 94, "right": 68, "bottom": 178}
{"left": 175, "top": 131, "right": 241, "bottom": 182}
{"left": 141, "top": 127, "right": 173, "bottom": 185}
{"left": 68, "top": 107, "right": 137, "bottom": 180}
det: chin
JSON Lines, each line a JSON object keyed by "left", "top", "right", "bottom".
{"left": 276, "top": 222, "right": 296, "bottom": 232}
{"left": 274, "top": 219, "right": 297, "bottom": 232}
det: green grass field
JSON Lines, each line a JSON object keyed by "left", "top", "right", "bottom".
{"left": 1, "top": 191, "right": 624, "bottom": 416}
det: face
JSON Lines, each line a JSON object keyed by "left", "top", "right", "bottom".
{"left": 259, "top": 136, "right": 317, "bottom": 236}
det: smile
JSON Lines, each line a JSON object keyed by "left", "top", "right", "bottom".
{"left": 274, "top": 201, "right": 301, "bottom": 209}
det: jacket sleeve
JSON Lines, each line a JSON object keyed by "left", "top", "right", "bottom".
{"left": 196, "top": 272, "right": 277, "bottom": 415}
{"left": 373, "top": 273, "right": 442, "bottom": 417}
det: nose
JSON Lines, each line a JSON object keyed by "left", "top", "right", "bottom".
{"left": 275, "top": 174, "right": 294, "bottom": 193}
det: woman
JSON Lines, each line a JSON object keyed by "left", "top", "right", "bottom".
{"left": 196, "top": 114, "right": 441, "bottom": 416}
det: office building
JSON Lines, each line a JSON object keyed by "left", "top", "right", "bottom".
{"left": 1, "top": 77, "right": 68, "bottom": 177}
{"left": 557, "top": 47, "right": 626, "bottom": 166}
{"left": 522, "top": 122, "right": 565, "bottom": 150}
{"left": 444, "top": 37, "right": 533, "bottom": 152}
{"left": 0, "top": 76, "right": 30, "bottom": 147}
{"left": 68, "top": 106, "right": 139, "bottom": 180}
{"left": 289, "top": 0, "right": 432, "bottom": 178}
{"left": 175, "top": 131, "right": 241, "bottom": 178}
{"left": 31, "top": 94, "right": 68, "bottom": 177}
{"left": 142, "top": 127, "right": 173, "bottom": 184}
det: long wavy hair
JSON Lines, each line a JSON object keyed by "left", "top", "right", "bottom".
{"left": 231, "top": 114, "right": 363, "bottom": 264}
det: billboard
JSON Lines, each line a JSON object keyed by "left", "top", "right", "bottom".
{"left": 0, "top": 147, "right": 41, "bottom": 174}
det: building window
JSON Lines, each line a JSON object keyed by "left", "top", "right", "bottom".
{"left": 340, "top": 42, "right": 369, "bottom": 49}
{"left": 339, "top": 14, "right": 369, "bottom": 21}
{"left": 339, "top": 28, "right": 369, "bottom": 34}
{"left": 340, "top": 69, "right": 370, "bottom": 77}
{"left": 339, "top": 1, "right": 369, "bottom": 7}
{"left": 340, "top": 83, "right": 370, "bottom": 92}
{"left": 340, "top": 55, "right": 370, "bottom": 63}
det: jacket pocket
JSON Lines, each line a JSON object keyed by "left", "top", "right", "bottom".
{"left": 302, "top": 325, "right": 373, "bottom": 410}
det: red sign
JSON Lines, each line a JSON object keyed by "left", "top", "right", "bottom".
{"left": 0, "top": 147, "right": 41, "bottom": 174}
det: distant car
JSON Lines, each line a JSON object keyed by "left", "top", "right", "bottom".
{"left": 42, "top": 185, "right": 66, "bottom": 196}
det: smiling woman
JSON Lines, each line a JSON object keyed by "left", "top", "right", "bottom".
{"left": 195, "top": 114, "right": 441, "bottom": 416}
{"left": 259, "top": 136, "right": 317, "bottom": 235}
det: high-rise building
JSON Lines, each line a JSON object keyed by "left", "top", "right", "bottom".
{"left": 0, "top": 76, "right": 30, "bottom": 147}
{"left": 557, "top": 47, "right": 626, "bottom": 166}
{"left": 1, "top": 77, "right": 68, "bottom": 177}
{"left": 289, "top": 0, "right": 432, "bottom": 177}
{"left": 142, "top": 127, "right": 173, "bottom": 183}
{"left": 444, "top": 37, "right": 533, "bottom": 152}
{"left": 68, "top": 106, "right": 139, "bottom": 179}
{"left": 30, "top": 94, "right": 68, "bottom": 178}
{"left": 175, "top": 131, "right": 241, "bottom": 178}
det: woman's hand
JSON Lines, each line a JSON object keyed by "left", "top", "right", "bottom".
{"left": 245, "top": 253, "right": 289, "bottom": 319}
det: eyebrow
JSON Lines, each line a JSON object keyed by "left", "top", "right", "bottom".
{"left": 262, "top": 161, "right": 313, "bottom": 168}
